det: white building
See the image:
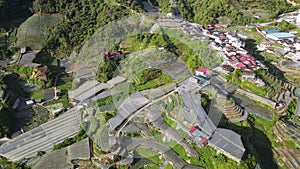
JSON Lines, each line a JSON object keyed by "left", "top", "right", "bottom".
{"left": 296, "top": 11, "right": 300, "bottom": 25}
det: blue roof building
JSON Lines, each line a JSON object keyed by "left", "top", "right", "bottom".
{"left": 262, "top": 30, "right": 280, "bottom": 34}
{"left": 266, "top": 32, "right": 295, "bottom": 41}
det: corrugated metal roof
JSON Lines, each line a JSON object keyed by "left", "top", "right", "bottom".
{"left": 210, "top": 128, "right": 245, "bottom": 161}
{"left": 295, "top": 100, "right": 300, "bottom": 116}
{"left": 263, "top": 30, "right": 280, "bottom": 33}
{"left": 269, "top": 32, "right": 295, "bottom": 38}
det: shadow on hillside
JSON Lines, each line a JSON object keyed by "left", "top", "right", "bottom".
{"left": 219, "top": 116, "right": 278, "bottom": 169}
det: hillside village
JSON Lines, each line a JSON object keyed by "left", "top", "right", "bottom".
{"left": 0, "top": 1, "right": 300, "bottom": 169}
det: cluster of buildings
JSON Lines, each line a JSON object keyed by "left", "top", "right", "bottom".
{"left": 277, "top": 9, "right": 300, "bottom": 26}
{"left": 257, "top": 28, "right": 300, "bottom": 63}
{"left": 181, "top": 22, "right": 267, "bottom": 87}
{"left": 207, "top": 32, "right": 266, "bottom": 84}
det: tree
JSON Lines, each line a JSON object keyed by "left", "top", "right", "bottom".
{"left": 232, "top": 69, "right": 242, "bottom": 83}
{"left": 36, "top": 151, "right": 46, "bottom": 156}
{"left": 96, "top": 59, "right": 119, "bottom": 83}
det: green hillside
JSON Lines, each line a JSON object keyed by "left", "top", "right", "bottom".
{"left": 16, "top": 14, "right": 62, "bottom": 50}
{"left": 176, "top": 0, "right": 298, "bottom": 25}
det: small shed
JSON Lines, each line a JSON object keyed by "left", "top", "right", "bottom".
{"left": 25, "top": 100, "right": 34, "bottom": 105}
{"left": 20, "top": 46, "right": 27, "bottom": 54}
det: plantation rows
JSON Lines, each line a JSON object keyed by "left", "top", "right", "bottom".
{"left": 258, "top": 70, "right": 283, "bottom": 99}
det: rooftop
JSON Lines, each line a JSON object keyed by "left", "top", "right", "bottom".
{"left": 0, "top": 107, "right": 81, "bottom": 161}
{"left": 268, "top": 32, "right": 295, "bottom": 39}
{"left": 34, "top": 138, "right": 90, "bottom": 169}
{"left": 263, "top": 30, "right": 280, "bottom": 34}
{"left": 209, "top": 128, "right": 245, "bottom": 162}
{"left": 108, "top": 92, "right": 150, "bottom": 131}
{"left": 195, "top": 68, "right": 209, "bottom": 73}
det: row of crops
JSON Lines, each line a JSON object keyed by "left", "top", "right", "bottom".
{"left": 257, "top": 70, "right": 283, "bottom": 100}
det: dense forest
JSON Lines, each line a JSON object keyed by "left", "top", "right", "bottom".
{"left": 30, "top": 0, "right": 133, "bottom": 57}
{"left": 177, "top": 0, "right": 297, "bottom": 25}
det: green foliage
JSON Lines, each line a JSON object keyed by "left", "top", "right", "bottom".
{"left": 53, "top": 127, "right": 87, "bottom": 150}
{"left": 96, "top": 59, "right": 119, "bottom": 83}
{"left": 131, "top": 158, "right": 156, "bottom": 169}
{"left": 24, "top": 105, "right": 50, "bottom": 132}
{"left": 30, "top": 90, "right": 44, "bottom": 100}
{"left": 226, "top": 69, "right": 267, "bottom": 96}
{"left": 163, "top": 114, "right": 176, "bottom": 129}
{"left": 0, "top": 156, "right": 28, "bottom": 169}
{"left": 133, "top": 68, "right": 162, "bottom": 85}
{"left": 0, "top": 105, "right": 14, "bottom": 138}
{"left": 185, "top": 53, "right": 203, "bottom": 72}
{"left": 36, "top": 150, "right": 46, "bottom": 156}
{"left": 104, "top": 111, "right": 115, "bottom": 121}
{"left": 135, "top": 73, "right": 173, "bottom": 91}
{"left": 255, "top": 69, "right": 283, "bottom": 99}
{"left": 240, "top": 80, "right": 266, "bottom": 96}
{"left": 96, "top": 96, "right": 114, "bottom": 107}
{"left": 6, "top": 65, "right": 46, "bottom": 88}
{"left": 0, "top": 46, "right": 18, "bottom": 60}
{"left": 232, "top": 69, "right": 242, "bottom": 83}
{"left": 121, "top": 32, "right": 218, "bottom": 72}
{"left": 8, "top": 28, "right": 17, "bottom": 43}
{"left": 285, "top": 99, "right": 298, "bottom": 118}
{"left": 201, "top": 93, "right": 210, "bottom": 112}
{"left": 39, "top": 0, "right": 131, "bottom": 57}
{"left": 0, "top": 33, "right": 6, "bottom": 47}
{"left": 122, "top": 33, "right": 173, "bottom": 53}
{"left": 3, "top": 73, "right": 28, "bottom": 97}
{"left": 43, "top": 74, "right": 73, "bottom": 109}
{"left": 6, "top": 65, "right": 33, "bottom": 78}
{"left": 271, "top": 20, "right": 297, "bottom": 32}
{"left": 155, "top": 0, "right": 172, "bottom": 14}
{"left": 115, "top": 0, "right": 145, "bottom": 13}
{"left": 16, "top": 15, "right": 62, "bottom": 50}
{"left": 176, "top": 0, "right": 296, "bottom": 25}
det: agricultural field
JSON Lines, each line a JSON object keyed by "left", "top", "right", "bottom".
{"left": 256, "top": 70, "right": 283, "bottom": 100}
{"left": 16, "top": 14, "right": 63, "bottom": 50}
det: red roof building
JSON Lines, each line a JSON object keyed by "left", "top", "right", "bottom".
{"left": 231, "top": 56, "right": 238, "bottom": 61}
{"left": 195, "top": 68, "right": 209, "bottom": 73}
{"left": 189, "top": 126, "right": 197, "bottom": 133}
{"left": 229, "top": 60, "right": 239, "bottom": 66}
{"left": 243, "top": 60, "right": 251, "bottom": 65}
{"left": 221, "top": 65, "right": 234, "bottom": 72}
{"left": 239, "top": 56, "right": 248, "bottom": 62}
{"left": 235, "top": 62, "right": 246, "bottom": 69}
